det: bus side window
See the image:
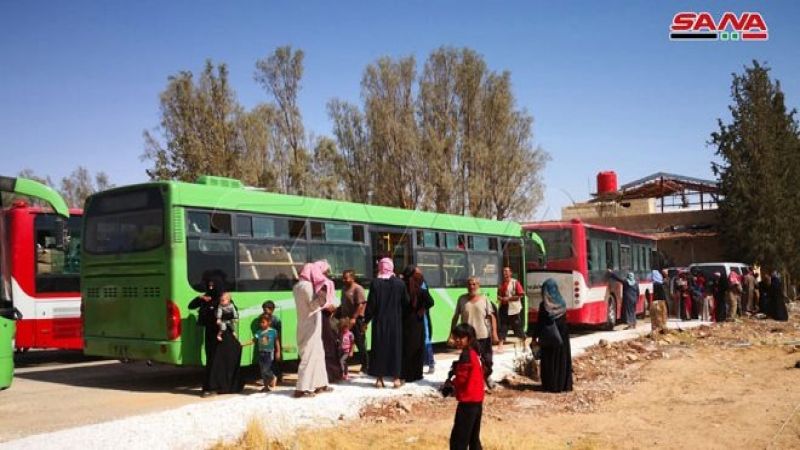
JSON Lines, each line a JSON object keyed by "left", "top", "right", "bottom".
{"left": 605, "top": 241, "right": 614, "bottom": 270}
{"left": 586, "top": 239, "right": 593, "bottom": 271}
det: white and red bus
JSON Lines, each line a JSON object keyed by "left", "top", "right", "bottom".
{"left": 1, "top": 201, "right": 82, "bottom": 350}
{"left": 522, "top": 220, "right": 656, "bottom": 329}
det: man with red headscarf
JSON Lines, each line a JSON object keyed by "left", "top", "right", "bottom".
{"left": 293, "top": 260, "right": 335, "bottom": 397}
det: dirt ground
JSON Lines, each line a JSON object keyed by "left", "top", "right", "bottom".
{"left": 227, "top": 312, "right": 800, "bottom": 449}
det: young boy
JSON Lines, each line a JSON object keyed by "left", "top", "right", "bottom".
{"left": 339, "top": 318, "right": 355, "bottom": 380}
{"left": 250, "top": 315, "right": 280, "bottom": 391}
{"left": 262, "top": 301, "right": 283, "bottom": 382}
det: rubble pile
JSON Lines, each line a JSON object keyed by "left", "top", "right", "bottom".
{"left": 359, "top": 393, "right": 440, "bottom": 423}
{"left": 358, "top": 310, "right": 800, "bottom": 424}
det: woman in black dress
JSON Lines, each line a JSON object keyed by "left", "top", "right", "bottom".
{"left": 188, "top": 273, "right": 222, "bottom": 396}
{"left": 770, "top": 271, "right": 788, "bottom": 321}
{"left": 535, "top": 278, "right": 573, "bottom": 393}
{"left": 400, "top": 265, "right": 434, "bottom": 383}
{"left": 364, "top": 258, "right": 408, "bottom": 388}
{"left": 207, "top": 292, "right": 244, "bottom": 394}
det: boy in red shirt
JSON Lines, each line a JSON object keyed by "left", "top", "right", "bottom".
{"left": 442, "top": 323, "right": 484, "bottom": 450}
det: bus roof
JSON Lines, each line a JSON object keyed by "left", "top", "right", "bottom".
{"left": 0, "top": 176, "right": 69, "bottom": 218}
{"left": 2, "top": 202, "right": 82, "bottom": 216}
{"left": 521, "top": 220, "right": 656, "bottom": 241}
{"left": 94, "top": 177, "right": 522, "bottom": 237}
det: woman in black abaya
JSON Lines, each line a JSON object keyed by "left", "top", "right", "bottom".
{"left": 364, "top": 258, "right": 408, "bottom": 388}
{"left": 207, "top": 289, "right": 243, "bottom": 394}
{"left": 535, "top": 278, "right": 573, "bottom": 393}
{"left": 188, "top": 273, "right": 223, "bottom": 396}
{"left": 400, "top": 265, "right": 434, "bottom": 383}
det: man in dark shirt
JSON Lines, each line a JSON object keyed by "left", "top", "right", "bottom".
{"left": 341, "top": 269, "right": 368, "bottom": 373}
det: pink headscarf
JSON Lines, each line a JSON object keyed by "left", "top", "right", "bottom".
{"left": 299, "top": 260, "right": 336, "bottom": 309}
{"left": 377, "top": 258, "right": 395, "bottom": 279}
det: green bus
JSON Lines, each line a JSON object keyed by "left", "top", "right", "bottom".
{"left": 81, "top": 176, "right": 541, "bottom": 366}
{"left": 1, "top": 176, "right": 70, "bottom": 390}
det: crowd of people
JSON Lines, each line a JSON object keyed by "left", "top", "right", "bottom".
{"left": 185, "top": 260, "right": 577, "bottom": 449}
{"left": 651, "top": 267, "right": 789, "bottom": 324}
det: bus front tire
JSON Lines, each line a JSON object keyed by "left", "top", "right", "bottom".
{"left": 604, "top": 296, "right": 617, "bottom": 331}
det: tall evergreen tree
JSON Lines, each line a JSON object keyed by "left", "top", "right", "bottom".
{"left": 711, "top": 61, "right": 800, "bottom": 276}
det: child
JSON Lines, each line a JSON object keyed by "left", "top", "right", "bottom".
{"left": 262, "top": 300, "right": 283, "bottom": 381}
{"left": 247, "top": 315, "right": 281, "bottom": 391}
{"left": 442, "top": 323, "right": 484, "bottom": 450}
{"left": 216, "top": 293, "right": 238, "bottom": 341}
{"left": 339, "top": 318, "right": 355, "bottom": 380}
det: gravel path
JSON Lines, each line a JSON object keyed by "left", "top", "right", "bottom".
{"left": 2, "top": 319, "right": 706, "bottom": 450}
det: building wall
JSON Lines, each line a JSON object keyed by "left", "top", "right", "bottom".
{"left": 567, "top": 209, "right": 724, "bottom": 266}
{"left": 577, "top": 209, "right": 718, "bottom": 233}
{"left": 655, "top": 234, "right": 725, "bottom": 267}
{"left": 562, "top": 198, "right": 655, "bottom": 220}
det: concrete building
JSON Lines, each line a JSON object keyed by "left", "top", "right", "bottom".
{"left": 561, "top": 172, "right": 723, "bottom": 267}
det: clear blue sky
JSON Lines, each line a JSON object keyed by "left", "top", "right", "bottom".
{"left": 2, "top": 1, "right": 798, "bottom": 219}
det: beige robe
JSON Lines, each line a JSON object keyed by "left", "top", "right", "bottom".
{"left": 294, "top": 280, "right": 329, "bottom": 391}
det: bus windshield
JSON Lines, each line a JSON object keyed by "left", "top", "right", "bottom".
{"left": 84, "top": 187, "right": 164, "bottom": 254}
{"left": 536, "top": 229, "right": 573, "bottom": 262}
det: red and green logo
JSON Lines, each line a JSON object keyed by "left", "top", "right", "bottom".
{"left": 670, "top": 12, "right": 768, "bottom": 41}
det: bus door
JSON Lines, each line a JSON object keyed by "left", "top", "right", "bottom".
{"left": 370, "top": 229, "right": 411, "bottom": 275}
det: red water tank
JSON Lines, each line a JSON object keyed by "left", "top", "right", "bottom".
{"left": 597, "top": 171, "right": 618, "bottom": 194}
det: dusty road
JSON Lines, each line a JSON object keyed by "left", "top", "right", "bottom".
{"left": 288, "top": 317, "right": 800, "bottom": 450}
{"left": 0, "top": 353, "right": 206, "bottom": 442}
{"left": 0, "top": 326, "right": 606, "bottom": 444}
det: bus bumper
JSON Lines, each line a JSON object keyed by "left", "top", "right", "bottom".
{"left": 84, "top": 336, "right": 190, "bottom": 365}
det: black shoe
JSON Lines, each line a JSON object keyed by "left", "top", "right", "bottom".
{"left": 201, "top": 390, "right": 216, "bottom": 398}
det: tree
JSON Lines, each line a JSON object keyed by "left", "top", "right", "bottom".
{"left": 59, "top": 166, "right": 114, "bottom": 208}
{"left": 478, "top": 72, "right": 549, "bottom": 220}
{"left": 255, "top": 46, "right": 312, "bottom": 195}
{"left": 326, "top": 46, "right": 549, "bottom": 219}
{"left": 711, "top": 61, "right": 800, "bottom": 276}
{"left": 327, "top": 99, "right": 372, "bottom": 203}
{"left": 142, "top": 60, "right": 243, "bottom": 182}
{"left": 235, "top": 104, "right": 280, "bottom": 190}
{"left": 362, "top": 56, "right": 423, "bottom": 209}
{"left": 311, "top": 136, "right": 346, "bottom": 200}
{"left": 418, "top": 48, "right": 459, "bottom": 213}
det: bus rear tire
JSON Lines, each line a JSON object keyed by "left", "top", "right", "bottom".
{"left": 604, "top": 296, "right": 617, "bottom": 331}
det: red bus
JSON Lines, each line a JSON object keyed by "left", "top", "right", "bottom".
{"left": 2, "top": 201, "right": 82, "bottom": 350}
{"left": 522, "top": 219, "right": 656, "bottom": 329}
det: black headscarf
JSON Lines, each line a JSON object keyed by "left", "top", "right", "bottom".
{"left": 403, "top": 264, "right": 422, "bottom": 310}
{"left": 203, "top": 270, "right": 227, "bottom": 300}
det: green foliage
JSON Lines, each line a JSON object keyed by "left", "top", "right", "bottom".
{"left": 255, "top": 46, "right": 311, "bottom": 195}
{"left": 142, "top": 45, "right": 548, "bottom": 221}
{"left": 142, "top": 61, "right": 242, "bottom": 182}
{"left": 330, "top": 46, "right": 549, "bottom": 219}
{"left": 711, "top": 61, "right": 800, "bottom": 276}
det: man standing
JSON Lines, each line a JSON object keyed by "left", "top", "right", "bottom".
{"left": 742, "top": 267, "right": 757, "bottom": 315}
{"left": 497, "top": 266, "right": 526, "bottom": 348}
{"left": 341, "top": 269, "right": 368, "bottom": 374}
